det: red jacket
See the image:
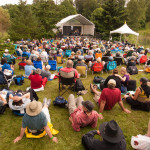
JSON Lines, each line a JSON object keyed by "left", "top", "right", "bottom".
{"left": 29, "top": 74, "right": 43, "bottom": 89}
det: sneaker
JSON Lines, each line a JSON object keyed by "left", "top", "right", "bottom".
{"left": 43, "top": 97, "right": 47, "bottom": 106}
{"left": 47, "top": 99, "right": 51, "bottom": 107}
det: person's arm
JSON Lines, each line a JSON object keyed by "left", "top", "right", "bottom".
{"left": 14, "top": 127, "right": 26, "bottom": 143}
{"left": 146, "top": 120, "right": 150, "bottom": 137}
{"left": 98, "top": 100, "right": 106, "bottom": 119}
{"left": 44, "top": 125, "right": 58, "bottom": 143}
{"left": 0, "top": 94, "right": 7, "bottom": 104}
{"left": 21, "top": 93, "right": 30, "bottom": 99}
{"left": 82, "top": 130, "right": 99, "bottom": 150}
{"left": 118, "top": 101, "right": 131, "bottom": 113}
{"left": 115, "top": 74, "right": 126, "bottom": 82}
{"left": 129, "top": 88, "right": 141, "bottom": 100}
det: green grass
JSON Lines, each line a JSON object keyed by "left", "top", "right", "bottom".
{"left": 0, "top": 59, "right": 150, "bottom": 150}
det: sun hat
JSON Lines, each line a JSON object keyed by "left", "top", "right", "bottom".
{"left": 5, "top": 49, "right": 9, "bottom": 53}
{"left": 82, "top": 101, "right": 94, "bottom": 112}
{"left": 108, "top": 79, "right": 116, "bottom": 86}
{"left": 35, "top": 68, "right": 41, "bottom": 74}
{"left": 26, "top": 101, "right": 42, "bottom": 116}
{"left": 99, "top": 120, "right": 124, "bottom": 143}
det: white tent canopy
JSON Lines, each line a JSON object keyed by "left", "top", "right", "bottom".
{"left": 110, "top": 23, "right": 139, "bottom": 36}
{"left": 56, "top": 14, "right": 95, "bottom": 36}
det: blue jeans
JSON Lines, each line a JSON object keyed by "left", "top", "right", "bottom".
{"left": 121, "top": 85, "right": 127, "bottom": 93}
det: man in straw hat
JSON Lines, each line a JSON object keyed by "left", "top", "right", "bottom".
{"left": 14, "top": 99, "right": 58, "bottom": 143}
{"left": 68, "top": 94, "right": 101, "bottom": 132}
{"left": 82, "top": 120, "right": 126, "bottom": 150}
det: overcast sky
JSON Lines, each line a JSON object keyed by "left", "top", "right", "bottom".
{"left": 0, "top": 0, "right": 33, "bottom": 6}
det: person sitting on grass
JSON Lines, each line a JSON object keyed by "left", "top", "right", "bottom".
{"left": 82, "top": 120, "right": 126, "bottom": 150}
{"left": 28, "top": 69, "right": 47, "bottom": 92}
{"left": 24, "top": 60, "right": 36, "bottom": 77}
{"left": 68, "top": 94, "right": 101, "bottom": 132}
{"left": 14, "top": 99, "right": 58, "bottom": 143}
{"left": 114, "top": 67, "right": 130, "bottom": 94}
{"left": 18, "top": 57, "right": 26, "bottom": 70}
{"left": 124, "top": 77, "right": 150, "bottom": 111}
{"left": 0, "top": 93, "right": 7, "bottom": 114}
{"left": 91, "top": 79, "right": 131, "bottom": 119}
{"left": 40, "top": 65, "right": 51, "bottom": 79}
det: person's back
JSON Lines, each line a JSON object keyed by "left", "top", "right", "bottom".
{"left": 22, "top": 111, "right": 47, "bottom": 130}
{"left": 25, "top": 65, "right": 36, "bottom": 76}
{"left": 40, "top": 70, "right": 51, "bottom": 79}
{"left": 98, "top": 88, "right": 121, "bottom": 110}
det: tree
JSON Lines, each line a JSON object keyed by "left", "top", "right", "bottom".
{"left": 91, "top": 7, "right": 104, "bottom": 33}
{"left": 9, "top": 0, "right": 41, "bottom": 41}
{"left": 101, "top": 0, "right": 126, "bottom": 39}
{"left": 0, "top": 7, "right": 10, "bottom": 38}
{"left": 75, "top": 0, "right": 99, "bottom": 19}
{"left": 126, "top": 0, "right": 146, "bottom": 30}
{"left": 146, "top": 1, "right": 150, "bottom": 22}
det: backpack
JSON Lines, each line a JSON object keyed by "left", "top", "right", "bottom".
{"left": 127, "top": 66, "right": 138, "bottom": 75}
{"left": 53, "top": 96, "right": 68, "bottom": 108}
{"left": 127, "top": 80, "right": 136, "bottom": 91}
{"left": 74, "top": 79, "right": 85, "bottom": 92}
{"left": 107, "top": 61, "right": 117, "bottom": 71}
{"left": 14, "top": 76, "right": 24, "bottom": 86}
{"left": 92, "top": 63, "right": 103, "bottom": 72}
{"left": 0, "top": 105, "right": 7, "bottom": 114}
{"left": 93, "top": 76, "right": 105, "bottom": 84}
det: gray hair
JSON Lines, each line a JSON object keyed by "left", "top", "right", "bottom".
{"left": 66, "top": 60, "right": 73, "bottom": 68}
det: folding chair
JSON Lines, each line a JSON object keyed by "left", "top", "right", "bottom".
{"left": 106, "top": 61, "right": 117, "bottom": 71}
{"left": 65, "top": 50, "right": 72, "bottom": 57}
{"left": 56, "top": 56, "right": 63, "bottom": 64}
{"left": 48, "top": 60, "right": 57, "bottom": 71}
{"left": 33, "top": 61, "right": 42, "bottom": 69}
{"left": 0, "top": 71, "right": 15, "bottom": 88}
{"left": 91, "top": 63, "right": 103, "bottom": 74}
{"left": 16, "top": 50, "right": 22, "bottom": 59}
{"left": 114, "top": 57, "right": 123, "bottom": 66}
{"left": 85, "top": 57, "right": 93, "bottom": 64}
{"left": 95, "top": 53, "right": 102, "bottom": 59}
{"left": 59, "top": 70, "right": 75, "bottom": 96}
{"left": 140, "top": 55, "right": 147, "bottom": 64}
{"left": 76, "top": 66, "right": 87, "bottom": 78}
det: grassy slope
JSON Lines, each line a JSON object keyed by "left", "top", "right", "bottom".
{"left": 0, "top": 59, "right": 150, "bottom": 150}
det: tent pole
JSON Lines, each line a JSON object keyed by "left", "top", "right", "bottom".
{"left": 136, "top": 36, "right": 138, "bottom": 47}
{"left": 120, "top": 34, "right": 122, "bottom": 42}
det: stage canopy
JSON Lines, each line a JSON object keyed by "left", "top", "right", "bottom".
{"left": 56, "top": 14, "right": 95, "bottom": 36}
{"left": 110, "top": 22, "right": 139, "bottom": 36}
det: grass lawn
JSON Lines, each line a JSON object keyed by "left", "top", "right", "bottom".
{"left": 0, "top": 59, "right": 150, "bottom": 150}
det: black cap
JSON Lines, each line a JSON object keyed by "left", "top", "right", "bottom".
{"left": 82, "top": 101, "right": 94, "bottom": 112}
{"left": 78, "top": 58, "right": 82, "bottom": 61}
{"left": 140, "top": 77, "right": 148, "bottom": 84}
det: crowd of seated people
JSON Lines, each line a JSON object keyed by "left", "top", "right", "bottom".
{"left": 0, "top": 37, "right": 150, "bottom": 149}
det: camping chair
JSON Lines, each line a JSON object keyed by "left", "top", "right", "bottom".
{"left": 91, "top": 63, "right": 103, "bottom": 74}
{"left": 0, "top": 71, "right": 15, "bottom": 88}
{"left": 140, "top": 55, "right": 147, "bottom": 64}
{"left": 16, "top": 50, "right": 22, "bottom": 59}
{"left": 95, "top": 53, "right": 102, "bottom": 59}
{"left": 65, "top": 50, "right": 72, "bottom": 57}
{"left": 19, "top": 62, "right": 26, "bottom": 70}
{"left": 106, "top": 61, "right": 117, "bottom": 72}
{"left": 56, "top": 56, "right": 63, "bottom": 64}
{"left": 59, "top": 70, "right": 75, "bottom": 96}
{"left": 22, "top": 52, "right": 29, "bottom": 59}
{"left": 76, "top": 66, "right": 87, "bottom": 78}
{"left": 3, "top": 54, "right": 15, "bottom": 64}
{"left": 48, "top": 60, "right": 57, "bottom": 71}
{"left": 114, "top": 57, "right": 123, "bottom": 66}
{"left": 30, "top": 55, "right": 38, "bottom": 62}
{"left": 33, "top": 61, "right": 42, "bottom": 69}
{"left": 85, "top": 57, "right": 93, "bottom": 64}
{"left": 102, "top": 56, "right": 109, "bottom": 62}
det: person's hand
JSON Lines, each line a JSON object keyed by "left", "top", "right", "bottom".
{"left": 97, "top": 130, "right": 101, "bottom": 136}
{"left": 14, "top": 136, "right": 22, "bottom": 143}
{"left": 98, "top": 113, "right": 103, "bottom": 119}
{"left": 114, "top": 74, "right": 119, "bottom": 77}
{"left": 52, "top": 137, "right": 58, "bottom": 143}
{"left": 124, "top": 108, "right": 131, "bottom": 113}
{"left": 69, "top": 116, "right": 73, "bottom": 123}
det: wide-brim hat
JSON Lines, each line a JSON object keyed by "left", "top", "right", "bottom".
{"left": 26, "top": 101, "right": 42, "bottom": 116}
{"left": 99, "top": 120, "right": 123, "bottom": 143}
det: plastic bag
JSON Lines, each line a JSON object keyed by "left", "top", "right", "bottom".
{"left": 131, "top": 134, "right": 150, "bottom": 150}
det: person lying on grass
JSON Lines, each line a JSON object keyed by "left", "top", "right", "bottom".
{"left": 14, "top": 99, "right": 58, "bottom": 143}
{"left": 91, "top": 79, "right": 131, "bottom": 119}
{"left": 68, "top": 94, "right": 102, "bottom": 132}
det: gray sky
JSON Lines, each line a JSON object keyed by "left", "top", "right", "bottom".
{"left": 0, "top": 0, "right": 33, "bottom": 6}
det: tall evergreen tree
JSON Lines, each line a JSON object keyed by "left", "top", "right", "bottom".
{"left": 9, "top": 0, "right": 41, "bottom": 41}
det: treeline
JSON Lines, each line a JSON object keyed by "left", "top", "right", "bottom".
{"left": 0, "top": 0, "right": 150, "bottom": 41}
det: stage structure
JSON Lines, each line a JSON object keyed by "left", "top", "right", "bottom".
{"left": 56, "top": 14, "right": 95, "bottom": 36}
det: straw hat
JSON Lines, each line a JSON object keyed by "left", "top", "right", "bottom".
{"left": 26, "top": 101, "right": 42, "bottom": 116}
